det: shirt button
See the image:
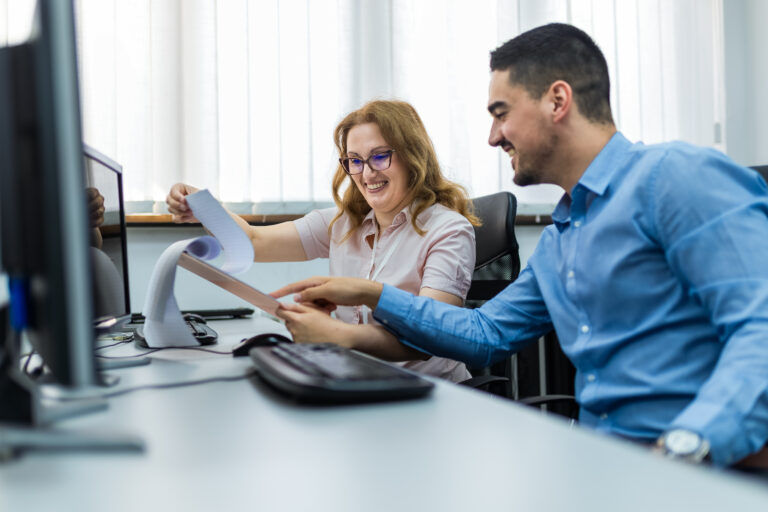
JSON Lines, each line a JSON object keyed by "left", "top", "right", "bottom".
{"left": 600, "top": 413, "right": 608, "bottom": 420}
{"left": 586, "top": 374, "right": 595, "bottom": 382}
{"left": 574, "top": 220, "right": 582, "bottom": 227}
{"left": 567, "top": 270, "right": 575, "bottom": 278}
{"left": 580, "top": 325, "right": 590, "bottom": 334}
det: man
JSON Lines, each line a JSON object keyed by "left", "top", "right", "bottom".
{"left": 273, "top": 23, "right": 768, "bottom": 469}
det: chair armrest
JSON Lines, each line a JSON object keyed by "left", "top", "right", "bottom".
{"left": 518, "top": 394, "right": 575, "bottom": 406}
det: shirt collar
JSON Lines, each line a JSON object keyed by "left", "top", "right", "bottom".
{"left": 361, "top": 205, "right": 411, "bottom": 235}
{"left": 552, "top": 131, "right": 632, "bottom": 231}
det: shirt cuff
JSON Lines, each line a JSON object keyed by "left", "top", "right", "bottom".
{"left": 670, "top": 401, "right": 751, "bottom": 467}
{"left": 373, "top": 285, "right": 433, "bottom": 356}
{"left": 373, "top": 284, "right": 413, "bottom": 332}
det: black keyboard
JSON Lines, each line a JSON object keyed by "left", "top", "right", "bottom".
{"left": 249, "top": 343, "right": 434, "bottom": 403}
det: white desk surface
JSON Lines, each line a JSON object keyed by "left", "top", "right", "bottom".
{"left": 1, "top": 316, "right": 767, "bottom": 511}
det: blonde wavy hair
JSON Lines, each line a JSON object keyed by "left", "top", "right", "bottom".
{"left": 329, "top": 100, "right": 480, "bottom": 241}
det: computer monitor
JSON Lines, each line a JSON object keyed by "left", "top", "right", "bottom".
{"left": 84, "top": 144, "right": 131, "bottom": 323}
{"left": 0, "top": 0, "right": 96, "bottom": 414}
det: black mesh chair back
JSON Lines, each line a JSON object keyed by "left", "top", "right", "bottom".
{"left": 462, "top": 191, "right": 576, "bottom": 418}
{"left": 465, "top": 192, "right": 520, "bottom": 307}
{"left": 462, "top": 192, "right": 519, "bottom": 396}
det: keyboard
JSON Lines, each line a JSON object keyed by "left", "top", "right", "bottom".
{"left": 249, "top": 342, "right": 434, "bottom": 403}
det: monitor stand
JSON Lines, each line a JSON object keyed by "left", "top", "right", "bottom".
{"left": 0, "top": 337, "right": 144, "bottom": 461}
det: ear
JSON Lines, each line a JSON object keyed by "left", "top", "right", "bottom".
{"left": 546, "top": 80, "right": 573, "bottom": 123}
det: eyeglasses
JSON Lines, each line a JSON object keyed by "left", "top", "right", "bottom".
{"left": 339, "top": 149, "right": 395, "bottom": 175}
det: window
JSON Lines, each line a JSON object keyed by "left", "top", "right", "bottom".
{"left": 2, "top": 0, "right": 725, "bottom": 214}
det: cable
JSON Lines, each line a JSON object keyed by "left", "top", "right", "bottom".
{"left": 95, "top": 348, "right": 164, "bottom": 359}
{"left": 178, "top": 347, "right": 233, "bottom": 355}
{"left": 22, "top": 350, "right": 35, "bottom": 376}
{"left": 46, "top": 369, "right": 258, "bottom": 401}
{"left": 95, "top": 346, "right": 233, "bottom": 359}
{"left": 94, "top": 339, "right": 133, "bottom": 351}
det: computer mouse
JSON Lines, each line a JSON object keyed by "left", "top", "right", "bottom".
{"left": 232, "top": 333, "right": 292, "bottom": 357}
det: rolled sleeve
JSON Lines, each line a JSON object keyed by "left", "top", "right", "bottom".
{"left": 420, "top": 215, "right": 476, "bottom": 299}
{"left": 655, "top": 150, "right": 768, "bottom": 465}
{"left": 293, "top": 208, "right": 336, "bottom": 260}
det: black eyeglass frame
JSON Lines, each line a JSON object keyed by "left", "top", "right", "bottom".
{"left": 339, "top": 149, "right": 396, "bottom": 175}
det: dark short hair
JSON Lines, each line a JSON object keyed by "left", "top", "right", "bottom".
{"left": 490, "top": 23, "right": 613, "bottom": 124}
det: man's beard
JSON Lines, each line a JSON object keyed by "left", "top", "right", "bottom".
{"left": 513, "top": 132, "right": 558, "bottom": 187}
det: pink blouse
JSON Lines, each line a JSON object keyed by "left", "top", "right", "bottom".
{"left": 293, "top": 203, "right": 475, "bottom": 382}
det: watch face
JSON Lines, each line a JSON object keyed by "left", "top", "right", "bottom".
{"left": 665, "top": 429, "right": 701, "bottom": 455}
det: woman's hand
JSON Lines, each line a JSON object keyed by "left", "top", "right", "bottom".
{"left": 86, "top": 187, "right": 105, "bottom": 228}
{"left": 276, "top": 302, "right": 354, "bottom": 346}
{"left": 270, "top": 276, "right": 383, "bottom": 310}
{"left": 166, "top": 183, "right": 201, "bottom": 223}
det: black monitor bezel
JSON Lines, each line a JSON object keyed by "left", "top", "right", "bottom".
{"left": 84, "top": 143, "right": 132, "bottom": 321}
{"left": 0, "top": 0, "right": 97, "bottom": 388}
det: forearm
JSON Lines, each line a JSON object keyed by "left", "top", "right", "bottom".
{"left": 374, "top": 284, "right": 550, "bottom": 368}
{"left": 341, "top": 323, "right": 429, "bottom": 362}
{"left": 669, "top": 325, "right": 768, "bottom": 466}
{"left": 226, "top": 214, "right": 307, "bottom": 262}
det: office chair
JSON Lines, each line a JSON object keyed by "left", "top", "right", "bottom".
{"left": 459, "top": 192, "right": 577, "bottom": 419}
{"left": 751, "top": 165, "right": 768, "bottom": 184}
{"left": 458, "top": 192, "right": 519, "bottom": 396}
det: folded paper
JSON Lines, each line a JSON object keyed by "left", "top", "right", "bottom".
{"left": 141, "top": 190, "right": 254, "bottom": 347}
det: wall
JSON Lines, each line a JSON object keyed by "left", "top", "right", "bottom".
{"left": 723, "top": 0, "right": 768, "bottom": 167}
{"left": 125, "top": 225, "right": 545, "bottom": 312}
{"left": 126, "top": 226, "right": 329, "bottom": 312}
{"left": 0, "top": 224, "right": 544, "bottom": 312}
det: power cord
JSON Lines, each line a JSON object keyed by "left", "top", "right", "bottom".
{"left": 45, "top": 368, "right": 258, "bottom": 401}
{"left": 94, "top": 339, "right": 133, "bottom": 351}
{"left": 95, "top": 349, "right": 164, "bottom": 359}
{"left": 94, "top": 346, "right": 233, "bottom": 359}
{"left": 22, "top": 350, "right": 35, "bottom": 375}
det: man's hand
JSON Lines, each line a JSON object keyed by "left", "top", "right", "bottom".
{"left": 270, "top": 276, "right": 383, "bottom": 310}
{"left": 166, "top": 183, "right": 200, "bottom": 223}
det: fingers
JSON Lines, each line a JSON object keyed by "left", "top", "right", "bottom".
{"left": 293, "top": 284, "right": 333, "bottom": 305}
{"left": 166, "top": 183, "right": 200, "bottom": 223}
{"left": 275, "top": 305, "right": 299, "bottom": 321}
{"left": 277, "top": 302, "right": 310, "bottom": 313}
{"left": 277, "top": 301, "right": 334, "bottom": 315}
{"left": 86, "top": 187, "right": 105, "bottom": 227}
{"left": 270, "top": 277, "right": 330, "bottom": 299}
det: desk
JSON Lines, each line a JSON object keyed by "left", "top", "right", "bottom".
{"left": 1, "top": 316, "right": 767, "bottom": 511}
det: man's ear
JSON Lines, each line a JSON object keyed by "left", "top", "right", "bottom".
{"left": 547, "top": 80, "right": 573, "bottom": 123}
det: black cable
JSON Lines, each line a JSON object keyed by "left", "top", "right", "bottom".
{"left": 95, "top": 348, "right": 164, "bottom": 359}
{"left": 94, "top": 339, "right": 133, "bottom": 351}
{"left": 95, "top": 346, "right": 233, "bottom": 358}
{"left": 22, "top": 350, "right": 35, "bottom": 376}
{"left": 48, "top": 369, "right": 258, "bottom": 401}
{"left": 178, "top": 347, "right": 233, "bottom": 355}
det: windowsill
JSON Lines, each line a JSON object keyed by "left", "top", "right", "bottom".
{"left": 126, "top": 213, "right": 552, "bottom": 226}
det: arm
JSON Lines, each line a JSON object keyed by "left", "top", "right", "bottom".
{"left": 166, "top": 183, "right": 307, "bottom": 262}
{"left": 274, "top": 216, "right": 471, "bottom": 361}
{"left": 273, "top": 267, "right": 552, "bottom": 368}
{"left": 651, "top": 151, "right": 768, "bottom": 466}
{"left": 276, "top": 287, "right": 463, "bottom": 362}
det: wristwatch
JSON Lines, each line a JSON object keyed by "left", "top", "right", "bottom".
{"left": 657, "top": 429, "right": 711, "bottom": 463}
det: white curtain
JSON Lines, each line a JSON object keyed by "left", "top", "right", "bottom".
{"left": 2, "top": 0, "right": 725, "bottom": 214}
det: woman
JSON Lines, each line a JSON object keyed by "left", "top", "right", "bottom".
{"left": 167, "top": 100, "right": 479, "bottom": 382}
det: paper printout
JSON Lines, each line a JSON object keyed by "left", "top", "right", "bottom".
{"left": 141, "top": 190, "right": 259, "bottom": 347}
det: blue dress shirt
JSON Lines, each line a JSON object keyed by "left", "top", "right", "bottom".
{"left": 374, "top": 132, "right": 768, "bottom": 466}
